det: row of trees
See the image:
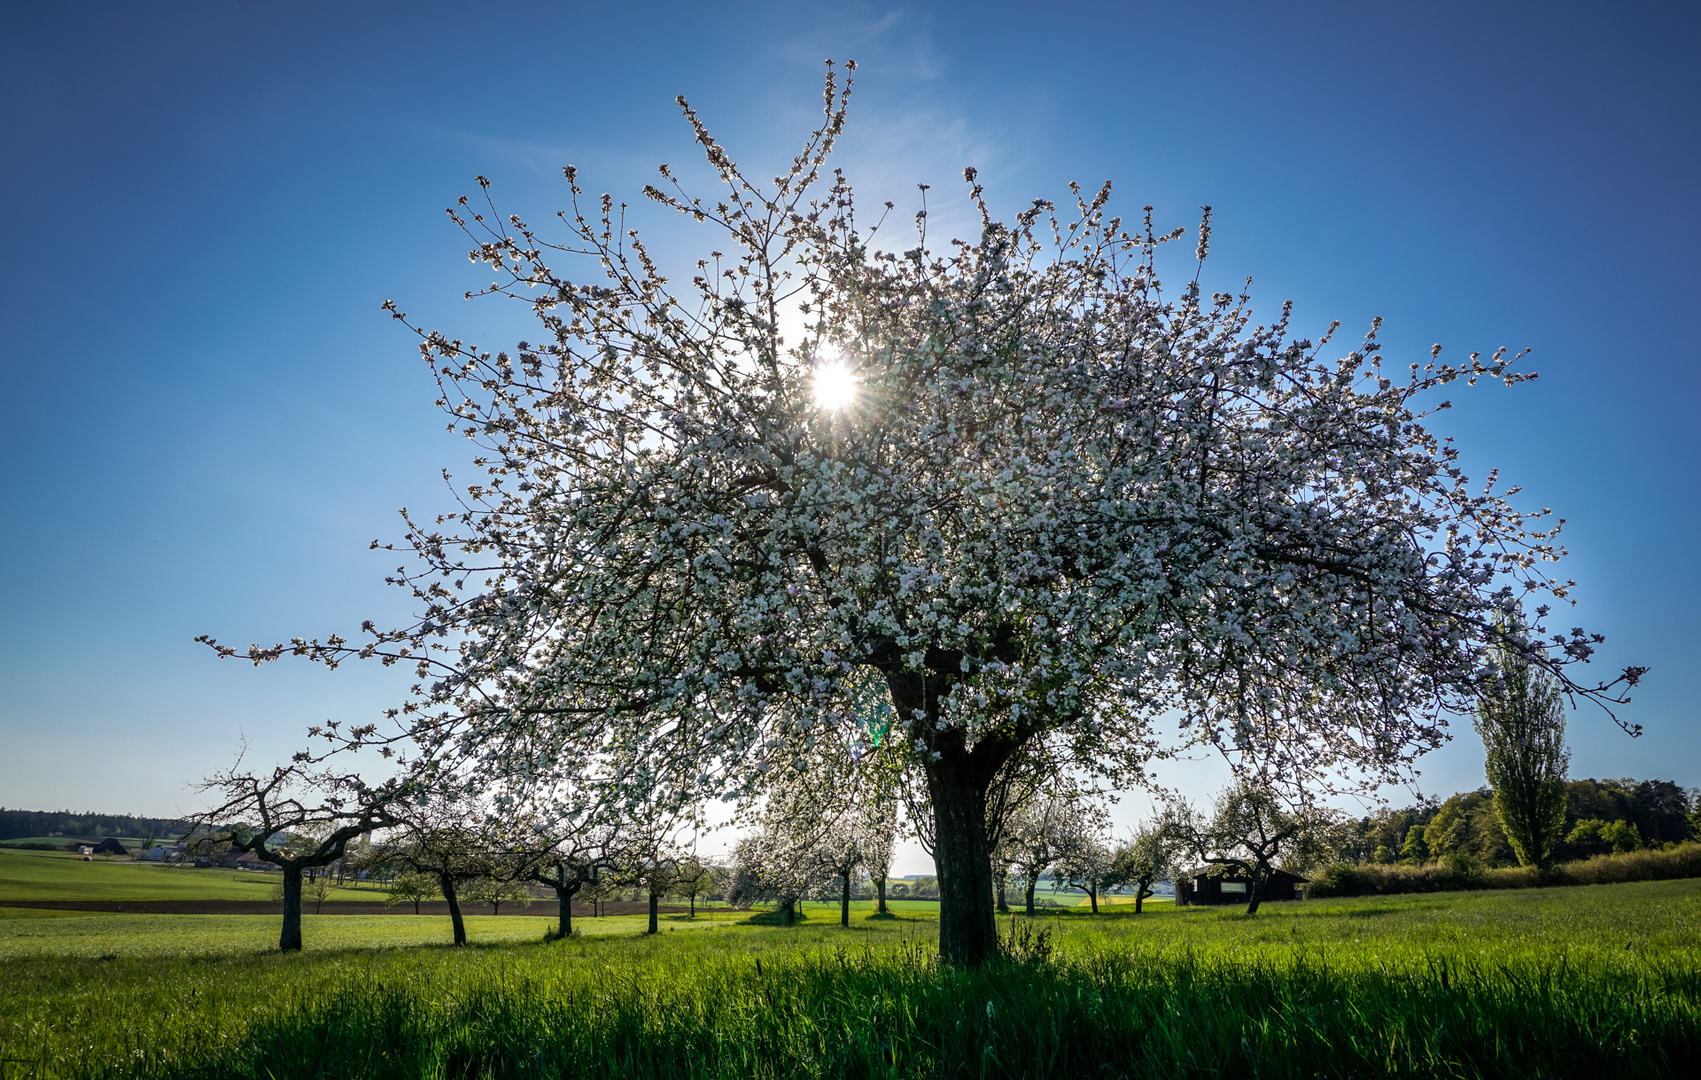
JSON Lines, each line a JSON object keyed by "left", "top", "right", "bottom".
{"left": 1341, "top": 777, "right": 1698, "bottom": 869}
{"left": 195, "top": 65, "right": 1643, "bottom": 962}
{"left": 0, "top": 808, "right": 186, "bottom": 843}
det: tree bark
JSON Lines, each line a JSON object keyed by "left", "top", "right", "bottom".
{"left": 1245, "top": 863, "right": 1266, "bottom": 916}
{"left": 840, "top": 869, "right": 851, "bottom": 927}
{"left": 925, "top": 750, "right": 1000, "bottom": 964}
{"left": 439, "top": 874, "right": 467, "bottom": 945}
{"left": 1024, "top": 873, "right": 1038, "bottom": 917}
{"left": 648, "top": 890, "right": 659, "bottom": 934}
{"left": 1088, "top": 884, "right": 1099, "bottom": 914}
{"left": 554, "top": 885, "right": 573, "bottom": 938}
{"left": 279, "top": 864, "right": 304, "bottom": 952}
{"left": 889, "top": 668, "right": 1018, "bottom": 964}
{"left": 877, "top": 876, "right": 889, "bottom": 914}
{"left": 779, "top": 896, "right": 796, "bottom": 923}
{"left": 1134, "top": 883, "right": 1149, "bottom": 914}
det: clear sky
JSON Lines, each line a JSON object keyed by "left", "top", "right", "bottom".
{"left": 2, "top": 2, "right": 1696, "bottom": 873}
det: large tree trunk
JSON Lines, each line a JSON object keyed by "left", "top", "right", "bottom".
{"left": 840, "top": 869, "right": 851, "bottom": 927}
{"left": 778, "top": 896, "right": 796, "bottom": 923}
{"left": 877, "top": 876, "right": 889, "bottom": 914}
{"left": 279, "top": 864, "right": 304, "bottom": 952}
{"left": 888, "top": 669, "right": 1018, "bottom": 965}
{"left": 1088, "top": 883, "right": 1099, "bottom": 914}
{"left": 648, "top": 890, "right": 660, "bottom": 934}
{"left": 1024, "top": 873, "right": 1038, "bottom": 917}
{"left": 554, "top": 884, "right": 573, "bottom": 939}
{"left": 1134, "top": 884, "right": 1148, "bottom": 914}
{"left": 925, "top": 751, "right": 1000, "bottom": 964}
{"left": 438, "top": 874, "right": 467, "bottom": 945}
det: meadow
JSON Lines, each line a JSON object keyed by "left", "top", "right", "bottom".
{"left": 2, "top": 878, "right": 1698, "bottom": 1078}
{"left": 0, "top": 848, "right": 383, "bottom": 904}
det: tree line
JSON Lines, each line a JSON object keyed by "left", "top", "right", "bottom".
{"left": 1338, "top": 777, "right": 1697, "bottom": 869}
{"left": 0, "top": 808, "right": 186, "bottom": 844}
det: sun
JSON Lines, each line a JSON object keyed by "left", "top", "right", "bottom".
{"left": 813, "top": 359, "right": 859, "bottom": 411}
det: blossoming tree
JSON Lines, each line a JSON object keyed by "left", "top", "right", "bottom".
{"left": 203, "top": 65, "right": 1642, "bottom": 964}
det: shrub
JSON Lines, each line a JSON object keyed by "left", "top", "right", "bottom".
{"left": 1309, "top": 842, "right": 1701, "bottom": 897}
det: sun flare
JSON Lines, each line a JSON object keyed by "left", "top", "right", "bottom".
{"left": 813, "top": 360, "right": 859, "bottom": 411}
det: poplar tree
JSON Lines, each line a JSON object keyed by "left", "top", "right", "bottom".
{"left": 1477, "top": 627, "right": 1571, "bottom": 869}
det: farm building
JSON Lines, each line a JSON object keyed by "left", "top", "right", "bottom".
{"left": 1176, "top": 867, "right": 1308, "bottom": 905}
{"left": 66, "top": 837, "right": 130, "bottom": 855}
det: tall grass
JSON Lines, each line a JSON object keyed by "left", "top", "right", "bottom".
{"left": 3, "top": 881, "right": 1699, "bottom": 1078}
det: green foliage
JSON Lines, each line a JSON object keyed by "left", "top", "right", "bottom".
{"left": 1398, "top": 825, "right": 1427, "bottom": 865}
{"left": 383, "top": 871, "right": 437, "bottom": 913}
{"left": 3, "top": 883, "right": 1700, "bottom": 1077}
{"left": 0, "top": 807, "right": 186, "bottom": 843}
{"left": 1309, "top": 841, "right": 1701, "bottom": 897}
{"left": 1476, "top": 628, "right": 1570, "bottom": 869}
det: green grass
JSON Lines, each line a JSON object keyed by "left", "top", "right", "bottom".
{"left": 2, "top": 881, "right": 1697, "bottom": 1078}
{"left": 0, "top": 910, "right": 747, "bottom": 958}
{"left": 0, "top": 847, "right": 388, "bottom": 903}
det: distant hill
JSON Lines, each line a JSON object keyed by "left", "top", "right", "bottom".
{"left": 0, "top": 808, "right": 188, "bottom": 843}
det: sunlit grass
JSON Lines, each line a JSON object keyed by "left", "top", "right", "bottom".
{"left": 0, "top": 847, "right": 383, "bottom": 903}
{"left": 2, "top": 880, "right": 1697, "bottom": 1078}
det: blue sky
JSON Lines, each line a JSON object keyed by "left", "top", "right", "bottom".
{"left": 2, "top": 2, "right": 1696, "bottom": 870}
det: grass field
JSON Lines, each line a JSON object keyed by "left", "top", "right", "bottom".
{"left": 0, "top": 847, "right": 389, "bottom": 903}
{"left": 2, "top": 879, "right": 1697, "bottom": 1078}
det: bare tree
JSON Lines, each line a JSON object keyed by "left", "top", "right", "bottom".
{"left": 672, "top": 857, "right": 715, "bottom": 917}
{"left": 386, "top": 806, "right": 492, "bottom": 946}
{"left": 192, "top": 747, "right": 402, "bottom": 952}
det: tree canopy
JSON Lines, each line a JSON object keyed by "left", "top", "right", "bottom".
{"left": 203, "top": 65, "right": 1641, "bottom": 963}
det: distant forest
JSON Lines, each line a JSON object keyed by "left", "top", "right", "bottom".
{"left": 1341, "top": 777, "right": 1698, "bottom": 867}
{"left": 0, "top": 808, "right": 188, "bottom": 842}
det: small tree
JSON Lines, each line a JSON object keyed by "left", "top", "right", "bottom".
{"left": 1176, "top": 784, "right": 1334, "bottom": 915}
{"left": 388, "top": 810, "right": 492, "bottom": 946}
{"left": 815, "top": 823, "right": 864, "bottom": 928}
{"left": 1052, "top": 830, "right": 1113, "bottom": 914}
{"left": 609, "top": 819, "right": 689, "bottom": 935}
{"left": 384, "top": 870, "right": 436, "bottom": 914}
{"left": 673, "top": 858, "right": 714, "bottom": 917}
{"left": 1476, "top": 626, "right": 1572, "bottom": 870}
{"left": 1110, "top": 817, "right": 1179, "bottom": 914}
{"left": 1003, "top": 800, "right": 1092, "bottom": 917}
{"left": 307, "top": 867, "right": 334, "bottom": 914}
{"left": 463, "top": 873, "right": 533, "bottom": 916}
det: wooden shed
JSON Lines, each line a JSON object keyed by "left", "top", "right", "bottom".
{"left": 1176, "top": 867, "right": 1308, "bottom": 906}
{"left": 66, "top": 837, "right": 130, "bottom": 856}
